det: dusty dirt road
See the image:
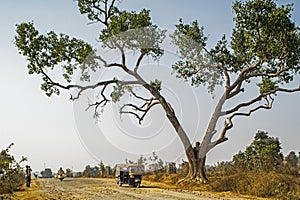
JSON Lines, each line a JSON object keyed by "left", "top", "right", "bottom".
{"left": 30, "top": 178, "right": 256, "bottom": 200}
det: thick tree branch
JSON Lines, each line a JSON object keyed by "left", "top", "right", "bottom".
{"left": 244, "top": 67, "right": 287, "bottom": 80}
{"left": 134, "top": 52, "right": 146, "bottom": 73}
{"left": 227, "top": 60, "right": 261, "bottom": 94}
{"left": 224, "top": 95, "right": 264, "bottom": 115}
{"left": 94, "top": 55, "right": 129, "bottom": 70}
{"left": 227, "top": 81, "right": 244, "bottom": 99}
{"left": 209, "top": 84, "right": 300, "bottom": 152}
{"left": 207, "top": 95, "right": 274, "bottom": 151}
{"left": 229, "top": 96, "right": 274, "bottom": 120}
{"left": 224, "top": 85, "right": 300, "bottom": 115}
{"left": 207, "top": 137, "right": 229, "bottom": 152}
{"left": 223, "top": 67, "right": 231, "bottom": 89}
{"left": 277, "top": 86, "right": 300, "bottom": 93}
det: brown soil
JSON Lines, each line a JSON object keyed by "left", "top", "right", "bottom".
{"left": 6, "top": 178, "right": 272, "bottom": 200}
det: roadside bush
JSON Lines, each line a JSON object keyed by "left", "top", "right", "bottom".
{"left": 0, "top": 143, "right": 26, "bottom": 194}
{"left": 210, "top": 171, "right": 299, "bottom": 199}
{"left": 143, "top": 173, "right": 182, "bottom": 185}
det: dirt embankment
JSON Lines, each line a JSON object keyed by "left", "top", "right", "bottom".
{"left": 9, "top": 178, "right": 268, "bottom": 200}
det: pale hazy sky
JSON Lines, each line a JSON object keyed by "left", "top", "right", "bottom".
{"left": 1, "top": 0, "right": 300, "bottom": 172}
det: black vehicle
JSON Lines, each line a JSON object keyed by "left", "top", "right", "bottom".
{"left": 115, "top": 164, "right": 142, "bottom": 188}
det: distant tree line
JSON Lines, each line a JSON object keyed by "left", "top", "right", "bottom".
{"left": 204, "top": 131, "right": 300, "bottom": 174}
{"left": 206, "top": 131, "right": 300, "bottom": 199}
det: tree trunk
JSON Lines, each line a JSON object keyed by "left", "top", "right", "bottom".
{"left": 141, "top": 82, "right": 210, "bottom": 183}
{"left": 176, "top": 151, "right": 208, "bottom": 184}
{"left": 198, "top": 156, "right": 208, "bottom": 182}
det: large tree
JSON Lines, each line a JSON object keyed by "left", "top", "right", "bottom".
{"left": 15, "top": 0, "right": 300, "bottom": 183}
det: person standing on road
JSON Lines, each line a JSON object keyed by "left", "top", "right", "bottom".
{"left": 25, "top": 165, "right": 32, "bottom": 187}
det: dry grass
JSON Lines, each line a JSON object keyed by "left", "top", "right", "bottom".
{"left": 209, "top": 171, "right": 300, "bottom": 200}
{"left": 142, "top": 173, "right": 272, "bottom": 200}
{"left": 5, "top": 179, "right": 44, "bottom": 200}
{"left": 144, "top": 171, "right": 300, "bottom": 199}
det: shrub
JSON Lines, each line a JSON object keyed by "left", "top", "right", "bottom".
{"left": 0, "top": 143, "right": 26, "bottom": 194}
{"left": 210, "top": 171, "right": 299, "bottom": 199}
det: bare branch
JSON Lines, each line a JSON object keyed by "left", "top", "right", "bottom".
{"left": 107, "top": 0, "right": 116, "bottom": 21}
{"left": 120, "top": 101, "right": 160, "bottom": 124}
{"left": 212, "top": 84, "right": 300, "bottom": 150}
{"left": 95, "top": 55, "right": 108, "bottom": 66}
{"left": 66, "top": 80, "right": 118, "bottom": 100}
{"left": 85, "top": 84, "right": 110, "bottom": 113}
{"left": 89, "top": 0, "right": 117, "bottom": 25}
{"left": 119, "top": 88, "right": 160, "bottom": 124}
{"left": 224, "top": 95, "right": 264, "bottom": 115}
{"left": 277, "top": 86, "right": 300, "bottom": 93}
{"left": 224, "top": 84, "right": 300, "bottom": 115}
{"left": 120, "top": 110, "right": 143, "bottom": 122}
{"left": 130, "top": 89, "right": 157, "bottom": 103}
{"left": 230, "top": 97, "right": 274, "bottom": 120}
{"left": 208, "top": 95, "right": 274, "bottom": 151}
{"left": 94, "top": 55, "right": 130, "bottom": 70}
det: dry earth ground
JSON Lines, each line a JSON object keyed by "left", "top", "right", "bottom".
{"left": 6, "top": 178, "right": 273, "bottom": 200}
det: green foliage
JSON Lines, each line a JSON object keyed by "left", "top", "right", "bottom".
{"left": 285, "top": 151, "right": 298, "bottom": 167}
{"left": 174, "top": 19, "right": 208, "bottom": 46}
{"left": 14, "top": 0, "right": 300, "bottom": 189}
{"left": 172, "top": 0, "right": 300, "bottom": 94}
{"left": 257, "top": 77, "right": 278, "bottom": 94}
{"left": 100, "top": 8, "right": 152, "bottom": 40}
{"left": 110, "top": 82, "right": 132, "bottom": 103}
{"left": 171, "top": 19, "right": 223, "bottom": 93}
{"left": 147, "top": 152, "right": 164, "bottom": 172}
{"left": 100, "top": 8, "right": 166, "bottom": 59}
{"left": 233, "top": 131, "right": 283, "bottom": 171}
{"left": 77, "top": 0, "right": 117, "bottom": 22}
{"left": 231, "top": 0, "right": 300, "bottom": 82}
{"left": 0, "top": 143, "right": 27, "bottom": 194}
{"left": 210, "top": 35, "right": 238, "bottom": 72}
{"left": 208, "top": 131, "right": 299, "bottom": 198}
{"left": 149, "top": 79, "right": 162, "bottom": 92}
{"left": 15, "top": 22, "right": 93, "bottom": 96}
{"left": 79, "top": 0, "right": 168, "bottom": 59}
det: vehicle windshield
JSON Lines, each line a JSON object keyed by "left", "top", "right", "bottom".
{"left": 129, "top": 166, "right": 140, "bottom": 173}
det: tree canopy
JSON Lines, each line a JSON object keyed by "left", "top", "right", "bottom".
{"left": 233, "top": 131, "right": 283, "bottom": 171}
{"left": 15, "top": 0, "right": 300, "bottom": 182}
